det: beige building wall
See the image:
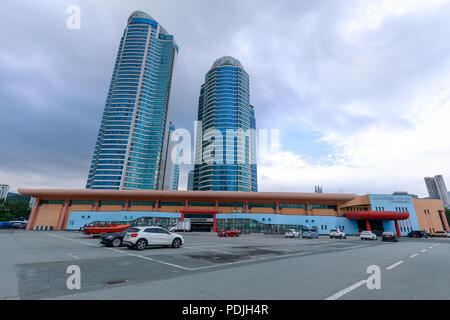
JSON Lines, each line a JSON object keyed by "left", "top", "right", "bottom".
{"left": 128, "top": 205, "right": 154, "bottom": 211}
{"left": 413, "top": 199, "right": 446, "bottom": 233}
{"left": 98, "top": 205, "right": 124, "bottom": 212}
{"left": 311, "top": 209, "right": 338, "bottom": 216}
{"left": 34, "top": 204, "right": 63, "bottom": 228}
{"left": 280, "top": 208, "right": 307, "bottom": 215}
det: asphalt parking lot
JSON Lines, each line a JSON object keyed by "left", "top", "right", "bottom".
{"left": 1, "top": 229, "right": 449, "bottom": 300}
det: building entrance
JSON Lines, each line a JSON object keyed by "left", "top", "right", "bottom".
{"left": 190, "top": 221, "right": 214, "bottom": 232}
{"left": 357, "top": 220, "right": 385, "bottom": 236}
{"left": 181, "top": 211, "right": 218, "bottom": 232}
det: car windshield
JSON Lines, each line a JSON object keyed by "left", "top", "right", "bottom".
{"left": 126, "top": 228, "right": 140, "bottom": 233}
{"left": 330, "top": 229, "right": 337, "bottom": 232}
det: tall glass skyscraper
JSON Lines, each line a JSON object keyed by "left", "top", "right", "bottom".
{"left": 193, "top": 56, "right": 258, "bottom": 192}
{"left": 86, "top": 11, "right": 178, "bottom": 190}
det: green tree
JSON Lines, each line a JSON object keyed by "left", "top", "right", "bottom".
{"left": 446, "top": 208, "right": 450, "bottom": 224}
{"left": 0, "top": 199, "right": 31, "bottom": 221}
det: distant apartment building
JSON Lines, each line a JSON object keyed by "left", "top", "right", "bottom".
{"left": 86, "top": 11, "right": 178, "bottom": 190}
{"left": 187, "top": 170, "right": 194, "bottom": 191}
{"left": 0, "top": 184, "right": 9, "bottom": 200}
{"left": 425, "top": 175, "right": 450, "bottom": 209}
{"left": 161, "top": 123, "right": 180, "bottom": 191}
{"left": 193, "top": 56, "right": 258, "bottom": 192}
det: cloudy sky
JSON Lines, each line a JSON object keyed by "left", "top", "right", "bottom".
{"left": 1, "top": 0, "right": 450, "bottom": 197}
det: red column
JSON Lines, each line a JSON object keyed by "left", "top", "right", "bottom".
{"left": 124, "top": 200, "right": 129, "bottom": 211}
{"left": 26, "top": 198, "right": 40, "bottom": 230}
{"left": 180, "top": 212, "right": 184, "bottom": 222}
{"left": 213, "top": 213, "right": 217, "bottom": 233}
{"left": 394, "top": 220, "right": 402, "bottom": 237}
{"left": 57, "top": 200, "right": 70, "bottom": 231}
{"left": 306, "top": 204, "right": 311, "bottom": 216}
{"left": 94, "top": 200, "right": 99, "bottom": 211}
{"left": 155, "top": 200, "right": 159, "bottom": 212}
{"left": 365, "top": 220, "right": 371, "bottom": 231}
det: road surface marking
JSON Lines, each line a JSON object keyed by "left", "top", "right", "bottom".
{"left": 429, "top": 246, "right": 433, "bottom": 249}
{"left": 325, "top": 280, "right": 367, "bottom": 300}
{"left": 338, "top": 245, "right": 367, "bottom": 250}
{"left": 409, "top": 253, "right": 419, "bottom": 258}
{"left": 106, "top": 248, "right": 191, "bottom": 270}
{"left": 421, "top": 249, "right": 427, "bottom": 252}
{"left": 386, "top": 261, "right": 404, "bottom": 270}
{"left": 45, "top": 233, "right": 98, "bottom": 247}
{"left": 68, "top": 253, "right": 79, "bottom": 260}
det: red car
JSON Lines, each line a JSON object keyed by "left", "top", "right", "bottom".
{"left": 218, "top": 229, "right": 241, "bottom": 237}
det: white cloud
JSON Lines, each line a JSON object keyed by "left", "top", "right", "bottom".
{"left": 340, "top": 0, "right": 450, "bottom": 41}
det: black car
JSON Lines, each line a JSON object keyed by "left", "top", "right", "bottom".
{"left": 100, "top": 230, "right": 129, "bottom": 247}
{"left": 407, "top": 230, "right": 429, "bottom": 238}
{"left": 382, "top": 232, "right": 399, "bottom": 242}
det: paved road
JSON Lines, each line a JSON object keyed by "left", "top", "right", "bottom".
{"left": 1, "top": 230, "right": 449, "bottom": 300}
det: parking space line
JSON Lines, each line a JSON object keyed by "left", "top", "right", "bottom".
{"left": 68, "top": 253, "right": 79, "bottom": 260}
{"left": 106, "top": 247, "right": 191, "bottom": 270}
{"left": 409, "top": 253, "right": 419, "bottom": 258}
{"left": 428, "top": 246, "right": 433, "bottom": 249}
{"left": 45, "top": 233, "right": 98, "bottom": 247}
{"left": 421, "top": 249, "right": 427, "bottom": 252}
{"left": 325, "top": 280, "right": 367, "bottom": 300}
{"left": 386, "top": 261, "right": 403, "bottom": 270}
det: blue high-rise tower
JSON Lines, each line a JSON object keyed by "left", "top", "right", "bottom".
{"left": 86, "top": 11, "right": 178, "bottom": 190}
{"left": 193, "top": 56, "right": 258, "bottom": 192}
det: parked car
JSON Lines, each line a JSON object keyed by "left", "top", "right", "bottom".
{"left": 329, "top": 229, "right": 346, "bottom": 239}
{"left": 218, "top": 229, "right": 241, "bottom": 237}
{"left": 122, "top": 226, "right": 184, "bottom": 250}
{"left": 382, "top": 232, "right": 399, "bottom": 242}
{"left": 100, "top": 229, "right": 131, "bottom": 247}
{"left": 430, "top": 231, "right": 448, "bottom": 238}
{"left": 446, "top": 231, "right": 450, "bottom": 238}
{"left": 284, "top": 229, "right": 300, "bottom": 238}
{"left": 302, "top": 227, "right": 319, "bottom": 239}
{"left": 0, "top": 222, "right": 13, "bottom": 229}
{"left": 360, "top": 230, "right": 377, "bottom": 240}
{"left": 10, "top": 221, "right": 27, "bottom": 229}
{"left": 407, "top": 230, "right": 430, "bottom": 238}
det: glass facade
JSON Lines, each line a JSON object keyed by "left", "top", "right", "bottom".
{"left": 193, "top": 56, "right": 258, "bottom": 192}
{"left": 86, "top": 11, "right": 178, "bottom": 190}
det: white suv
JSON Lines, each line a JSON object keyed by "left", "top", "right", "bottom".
{"left": 284, "top": 229, "right": 300, "bottom": 238}
{"left": 330, "top": 229, "right": 346, "bottom": 239}
{"left": 360, "top": 231, "right": 377, "bottom": 240}
{"left": 123, "top": 226, "right": 185, "bottom": 250}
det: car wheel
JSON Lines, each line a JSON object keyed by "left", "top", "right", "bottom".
{"left": 172, "top": 238, "right": 182, "bottom": 248}
{"left": 112, "top": 238, "right": 122, "bottom": 247}
{"left": 135, "top": 239, "right": 147, "bottom": 251}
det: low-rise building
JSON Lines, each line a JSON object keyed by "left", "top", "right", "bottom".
{"left": 19, "top": 189, "right": 449, "bottom": 235}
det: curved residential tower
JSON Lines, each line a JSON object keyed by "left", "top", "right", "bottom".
{"left": 194, "top": 56, "right": 258, "bottom": 192}
{"left": 86, "top": 11, "right": 178, "bottom": 190}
